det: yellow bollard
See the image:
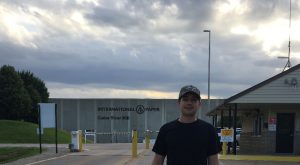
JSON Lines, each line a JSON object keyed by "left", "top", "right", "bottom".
{"left": 145, "top": 130, "right": 150, "bottom": 149}
{"left": 79, "top": 130, "right": 83, "bottom": 152}
{"left": 132, "top": 130, "right": 138, "bottom": 158}
{"left": 222, "top": 142, "right": 227, "bottom": 155}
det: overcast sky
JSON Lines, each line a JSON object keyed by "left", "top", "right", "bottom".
{"left": 1, "top": 0, "right": 300, "bottom": 99}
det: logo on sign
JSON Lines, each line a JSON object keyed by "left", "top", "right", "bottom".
{"left": 135, "top": 105, "right": 145, "bottom": 114}
{"left": 98, "top": 105, "right": 159, "bottom": 115}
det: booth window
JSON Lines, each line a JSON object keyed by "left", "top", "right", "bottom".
{"left": 253, "top": 115, "right": 262, "bottom": 136}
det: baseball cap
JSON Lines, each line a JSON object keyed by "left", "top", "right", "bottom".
{"left": 178, "top": 85, "right": 201, "bottom": 100}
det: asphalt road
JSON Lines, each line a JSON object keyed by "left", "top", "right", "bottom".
{"left": 20, "top": 143, "right": 144, "bottom": 165}
{"left": 2, "top": 144, "right": 300, "bottom": 165}
{"left": 29, "top": 154, "right": 130, "bottom": 165}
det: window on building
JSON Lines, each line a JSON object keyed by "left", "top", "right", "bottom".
{"left": 253, "top": 115, "right": 262, "bottom": 136}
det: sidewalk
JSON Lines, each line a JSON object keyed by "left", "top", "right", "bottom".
{"left": 125, "top": 149, "right": 300, "bottom": 165}
{"left": 0, "top": 144, "right": 68, "bottom": 148}
{"left": 219, "top": 154, "right": 300, "bottom": 162}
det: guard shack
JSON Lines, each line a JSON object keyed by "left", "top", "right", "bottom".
{"left": 208, "top": 64, "right": 300, "bottom": 155}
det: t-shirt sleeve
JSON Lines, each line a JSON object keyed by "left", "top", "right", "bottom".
{"left": 152, "top": 126, "right": 167, "bottom": 156}
{"left": 207, "top": 126, "right": 220, "bottom": 156}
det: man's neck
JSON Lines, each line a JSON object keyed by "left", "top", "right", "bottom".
{"left": 178, "top": 115, "right": 197, "bottom": 123}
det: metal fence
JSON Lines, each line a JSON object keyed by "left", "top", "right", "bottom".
{"left": 83, "top": 130, "right": 159, "bottom": 143}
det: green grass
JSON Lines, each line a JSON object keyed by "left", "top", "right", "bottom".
{"left": 0, "top": 147, "right": 40, "bottom": 164}
{"left": 0, "top": 120, "right": 71, "bottom": 144}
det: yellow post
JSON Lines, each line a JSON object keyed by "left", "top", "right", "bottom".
{"left": 132, "top": 130, "right": 138, "bottom": 158}
{"left": 79, "top": 130, "right": 83, "bottom": 152}
{"left": 222, "top": 142, "right": 227, "bottom": 155}
{"left": 145, "top": 130, "right": 150, "bottom": 149}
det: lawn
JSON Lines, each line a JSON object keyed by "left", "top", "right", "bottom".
{"left": 0, "top": 120, "right": 71, "bottom": 144}
{"left": 0, "top": 147, "right": 40, "bottom": 164}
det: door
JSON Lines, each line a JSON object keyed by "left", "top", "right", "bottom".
{"left": 276, "top": 113, "right": 295, "bottom": 153}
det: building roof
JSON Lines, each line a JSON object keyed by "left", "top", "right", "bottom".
{"left": 207, "top": 64, "right": 300, "bottom": 116}
{"left": 225, "top": 64, "right": 300, "bottom": 104}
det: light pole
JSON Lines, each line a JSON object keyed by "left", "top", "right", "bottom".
{"left": 203, "top": 30, "right": 211, "bottom": 113}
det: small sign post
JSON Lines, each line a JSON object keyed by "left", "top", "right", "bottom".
{"left": 220, "top": 129, "right": 234, "bottom": 155}
{"left": 38, "top": 103, "right": 57, "bottom": 154}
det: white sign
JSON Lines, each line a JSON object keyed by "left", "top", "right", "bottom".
{"left": 220, "top": 129, "right": 234, "bottom": 142}
{"left": 268, "top": 115, "right": 277, "bottom": 131}
{"left": 268, "top": 124, "right": 276, "bottom": 131}
{"left": 39, "top": 103, "right": 56, "bottom": 128}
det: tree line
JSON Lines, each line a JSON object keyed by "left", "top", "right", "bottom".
{"left": 0, "top": 65, "right": 49, "bottom": 123}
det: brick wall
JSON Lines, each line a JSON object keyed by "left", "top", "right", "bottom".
{"left": 239, "top": 131, "right": 276, "bottom": 154}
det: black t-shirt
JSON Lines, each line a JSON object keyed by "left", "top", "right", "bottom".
{"left": 152, "top": 119, "right": 219, "bottom": 165}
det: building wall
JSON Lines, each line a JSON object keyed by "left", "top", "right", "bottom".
{"left": 239, "top": 131, "right": 276, "bottom": 154}
{"left": 50, "top": 98, "right": 222, "bottom": 143}
{"left": 239, "top": 106, "right": 300, "bottom": 154}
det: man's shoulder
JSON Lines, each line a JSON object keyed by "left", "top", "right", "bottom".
{"left": 196, "top": 119, "right": 216, "bottom": 130}
{"left": 197, "top": 119, "right": 213, "bottom": 126}
{"left": 159, "top": 119, "right": 179, "bottom": 131}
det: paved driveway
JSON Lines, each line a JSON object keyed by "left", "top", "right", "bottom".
{"left": 2, "top": 143, "right": 144, "bottom": 165}
{"left": 2, "top": 144, "right": 300, "bottom": 165}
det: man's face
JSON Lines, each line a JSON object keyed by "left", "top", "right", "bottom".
{"left": 178, "top": 93, "right": 201, "bottom": 117}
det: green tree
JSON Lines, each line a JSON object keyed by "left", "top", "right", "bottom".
{"left": 0, "top": 65, "right": 31, "bottom": 120}
{"left": 19, "top": 71, "right": 49, "bottom": 123}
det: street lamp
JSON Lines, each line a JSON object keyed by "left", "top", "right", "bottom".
{"left": 203, "top": 30, "right": 211, "bottom": 113}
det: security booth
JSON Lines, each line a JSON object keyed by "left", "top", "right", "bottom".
{"left": 71, "top": 130, "right": 83, "bottom": 152}
{"left": 208, "top": 64, "right": 300, "bottom": 155}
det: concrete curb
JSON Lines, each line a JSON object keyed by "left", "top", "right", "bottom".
{"left": 219, "top": 154, "right": 300, "bottom": 162}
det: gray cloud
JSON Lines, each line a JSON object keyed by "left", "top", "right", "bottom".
{"left": 158, "top": 0, "right": 213, "bottom": 20}
{"left": 0, "top": 31, "right": 285, "bottom": 98}
{"left": 0, "top": 0, "right": 299, "bottom": 98}
{"left": 86, "top": 7, "right": 142, "bottom": 28}
{"left": 245, "top": 0, "right": 300, "bottom": 21}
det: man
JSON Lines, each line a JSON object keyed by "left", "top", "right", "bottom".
{"left": 152, "top": 85, "right": 220, "bottom": 165}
